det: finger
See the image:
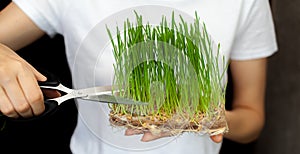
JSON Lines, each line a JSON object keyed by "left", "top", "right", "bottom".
{"left": 210, "top": 134, "right": 223, "bottom": 143}
{"left": 141, "top": 131, "right": 173, "bottom": 142}
{"left": 125, "top": 129, "right": 143, "bottom": 136}
{"left": 18, "top": 70, "right": 45, "bottom": 116}
{"left": 3, "top": 78, "right": 33, "bottom": 118}
{"left": 28, "top": 65, "right": 47, "bottom": 81}
{"left": 0, "top": 87, "right": 19, "bottom": 118}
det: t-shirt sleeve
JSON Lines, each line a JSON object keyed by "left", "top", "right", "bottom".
{"left": 230, "top": 0, "right": 278, "bottom": 60}
{"left": 12, "top": 0, "right": 65, "bottom": 37}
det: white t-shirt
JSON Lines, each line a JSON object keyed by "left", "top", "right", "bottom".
{"left": 13, "top": 0, "right": 278, "bottom": 153}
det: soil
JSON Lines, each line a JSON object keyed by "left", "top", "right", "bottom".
{"left": 109, "top": 105, "right": 228, "bottom": 136}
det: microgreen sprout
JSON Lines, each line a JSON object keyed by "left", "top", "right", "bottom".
{"left": 107, "top": 11, "right": 228, "bottom": 133}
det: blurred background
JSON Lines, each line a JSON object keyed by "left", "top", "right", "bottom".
{"left": 254, "top": 0, "right": 300, "bottom": 153}
{"left": 1, "top": 0, "right": 300, "bottom": 153}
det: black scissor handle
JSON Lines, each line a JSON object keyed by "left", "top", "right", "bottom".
{"left": 40, "top": 100, "right": 59, "bottom": 118}
{"left": 38, "top": 69, "right": 60, "bottom": 87}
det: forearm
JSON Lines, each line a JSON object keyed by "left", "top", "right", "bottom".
{"left": 224, "top": 59, "right": 267, "bottom": 144}
{"left": 0, "top": 2, "right": 44, "bottom": 50}
{"left": 224, "top": 105, "right": 265, "bottom": 143}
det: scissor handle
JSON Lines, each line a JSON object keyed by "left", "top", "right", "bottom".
{"left": 38, "top": 69, "right": 60, "bottom": 87}
{"left": 41, "top": 100, "right": 59, "bottom": 117}
{"left": 0, "top": 100, "right": 58, "bottom": 122}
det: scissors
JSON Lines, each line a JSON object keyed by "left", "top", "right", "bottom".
{"left": 0, "top": 70, "right": 147, "bottom": 121}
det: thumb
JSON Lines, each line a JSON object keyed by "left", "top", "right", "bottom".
{"left": 210, "top": 134, "right": 223, "bottom": 143}
{"left": 34, "top": 69, "right": 47, "bottom": 81}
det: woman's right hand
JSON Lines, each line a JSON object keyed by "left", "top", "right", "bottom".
{"left": 0, "top": 43, "right": 47, "bottom": 118}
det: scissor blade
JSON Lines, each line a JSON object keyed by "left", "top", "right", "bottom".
{"left": 77, "top": 86, "right": 113, "bottom": 95}
{"left": 82, "top": 94, "right": 148, "bottom": 105}
{"left": 75, "top": 86, "right": 148, "bottom": 105}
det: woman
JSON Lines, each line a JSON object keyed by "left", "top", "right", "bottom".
{"left": 0, "top": 0, "right": 277, "bottom": 153}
